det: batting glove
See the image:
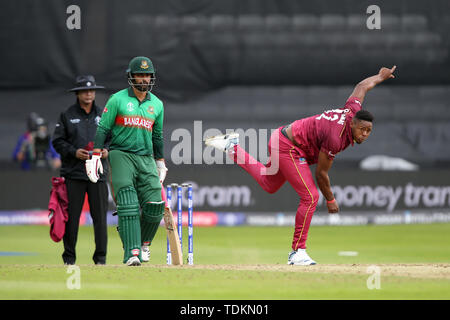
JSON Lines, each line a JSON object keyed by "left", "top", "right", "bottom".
{"left": 85, "top": 152, "right": 103, "bottom": 183}
{"left": 156, "top": 159, "right": 168, "bottom": 183}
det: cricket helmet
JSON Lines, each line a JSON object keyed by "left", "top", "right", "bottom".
{"left": 126, "top": 56, "right": 156, "bottom": 92}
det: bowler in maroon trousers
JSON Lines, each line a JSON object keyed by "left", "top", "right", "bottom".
{"left": 206, "top": 66, "right": 397, "bottom": 265}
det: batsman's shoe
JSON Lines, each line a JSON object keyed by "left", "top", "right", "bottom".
{"left": 205, "top": 132, "right": 239, "bottom": 153}
{"left": 287, "top": 249, "right": 317, "bottom": 266}
{"left": 126, "top": 256, "right": 141, "bottom": 266}
{"left": 141, "top": 244, "right": 150, "bottom": 262}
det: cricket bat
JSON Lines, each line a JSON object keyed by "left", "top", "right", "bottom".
{"left": 163, "top": 206, "right": 183, "bottom": 265}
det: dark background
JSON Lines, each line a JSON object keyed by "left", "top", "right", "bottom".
{"left": 1, "top": 0, "right": 449, "bottom": 212}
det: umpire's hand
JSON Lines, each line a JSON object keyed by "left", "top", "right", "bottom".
{"left": 76, "top": 148, "right": 90, "bottom": 160}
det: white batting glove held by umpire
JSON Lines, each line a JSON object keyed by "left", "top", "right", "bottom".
{"left": 85, "top": 152, "right": 103, "bottom": 183}
{"left": 156, "top": 159, "right": 168, "bottom": 183}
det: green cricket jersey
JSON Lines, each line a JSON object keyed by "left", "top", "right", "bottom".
{"left": 94, "top": 87, "right": 164, "bottom": 158}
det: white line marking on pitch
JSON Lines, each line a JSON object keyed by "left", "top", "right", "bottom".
{"left": 338, "top": 251, "right": 359, "bottom": 256}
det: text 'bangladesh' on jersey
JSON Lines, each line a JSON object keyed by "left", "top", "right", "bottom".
{"left": 94, "top": 87, "right": 164, "bottom": 157}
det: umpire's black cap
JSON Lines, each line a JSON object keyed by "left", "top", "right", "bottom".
{"left": 68, "top": 75, "right": 105, "bottom": 92}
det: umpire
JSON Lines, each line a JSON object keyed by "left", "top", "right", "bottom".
{"left": 52, "top": 75, "right": 110, "bottom": 265}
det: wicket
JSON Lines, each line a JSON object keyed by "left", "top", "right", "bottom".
{"left": 166, "top": 183, "right": 194, "bottom": 265}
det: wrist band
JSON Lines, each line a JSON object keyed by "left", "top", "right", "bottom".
{"left": 327, "top": 198, "right": 336, "bottom": 204}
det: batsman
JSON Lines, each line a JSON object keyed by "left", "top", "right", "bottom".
{"left": 86, "top": 56, "right": 168, "bottom": 266}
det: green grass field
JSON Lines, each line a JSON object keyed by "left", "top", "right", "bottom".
{"left": 0, "top": 223, "right": 449, "bottom": 300}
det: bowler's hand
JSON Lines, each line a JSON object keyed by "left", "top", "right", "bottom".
{"left": 85, "top": 152, "right": 103, "bottom": 183}
{"left": 76, "top": 148, "right": 90, "bottom": 160}
{"left": 378, "top": 65, "right": 396, "bottom": 82}
{"left": 327, "top": 199, "right": 339, "bottom": 214}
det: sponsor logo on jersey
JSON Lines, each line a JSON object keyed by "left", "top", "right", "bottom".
{"left": 115, "top": 115, "right": 154, "bottom": 131}
{"left": 95, "top": 116, "right": 101, "bottom": 126}
{"left": 103, "top": 107, "right": 108, "bottom": 113}
{"left": 70, "top": 118, "right": 80, "bottom": 124}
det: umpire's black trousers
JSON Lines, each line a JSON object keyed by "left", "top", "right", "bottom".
{"left": 62, "top": 178, "right": 109, "bottom": 264}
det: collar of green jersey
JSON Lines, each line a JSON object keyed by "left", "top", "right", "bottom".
{"left": 128, "top": 87, "right": 151, "bottom": 102}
